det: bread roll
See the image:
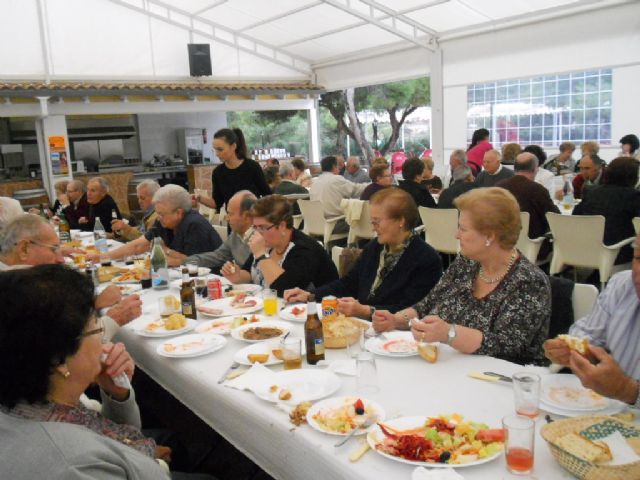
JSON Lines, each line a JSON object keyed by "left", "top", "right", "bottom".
{"left": 247, "top": 354, "right": 270, "bottom": 364}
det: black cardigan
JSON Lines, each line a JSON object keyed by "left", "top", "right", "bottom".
{"left": 312, "top": 236, "right": 443, "bottom": 314}
{"left": 242, "top": 229, "right": 338, "bottom": 296}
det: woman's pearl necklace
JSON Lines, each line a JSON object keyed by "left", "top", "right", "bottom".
{"left": 478, "top": 249, "right": 517, "bottom": 284}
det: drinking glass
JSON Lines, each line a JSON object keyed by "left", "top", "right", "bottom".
{"left": 195, "top": 277, "right": 208, "bottom": 298}
{"left": 281, "top": 337, "right": 302, "bottom": 370}
{"left": 346, "top": 327, "right": 365, "bottom": 358}
{"left": 503, "top": 414, "right": 535, "bottom": 475}
{"left": 158, "top": 296, "right": 180, "bottom": 318}
{"left": 263, "top": 288, "right": 278, "bottom": 316}
{"left": 185, "top": 260, "right": 199, "bottom": 277}
{"left": 512, "top": 372, "right": 540, "bottom": 418}
{"left": 356, "top": 351, "right": 379, "bottom": 394}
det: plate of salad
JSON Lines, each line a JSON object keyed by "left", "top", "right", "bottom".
{"left": 367, "top": 414, "right": 504, "bottom": 468}
{"left": 306, "top": 396, "right": 385, "bottom": 436}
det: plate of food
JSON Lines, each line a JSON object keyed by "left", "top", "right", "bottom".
{"left": 135, "top": 313, "right": 197, "bottom": 337}
{"left": 197, "top": 295, "right": 263, "bottom": 317}
{"left": 156, "top": 333, "right": 226, "bottom": 358}
{"left": 230, "top": 320, "right": 292, "bottom": 343}
{"left": 541, "top": 374, "right": 611, "bottom": 412}
{"left": 111, "top": 269, "right": 145, "bottom": 284}
{"left": 253, "top": 369, "right": 342, "bottom": 406}
{"left": 233, "top": 340, "right": 306, "bottom": 366}
{"left": 225, "top": 284, "right": 263, "bottom": 297}
{"left": 118, "top": 283, "right": 142, "bottom": 296}
{"left": 365, "top": 332, "right": 418, "bottom": 357}
{"left": 195, "top": 314, "right": 265, "bottom": 335}
{"left": 279, "top": 303, "right": 307, "bottom": 322}
{"left": 367, "top": 414, "right": 505, "bottom": 468}
{"left": 307, "top": 396, "right": 385, "bottom": 436}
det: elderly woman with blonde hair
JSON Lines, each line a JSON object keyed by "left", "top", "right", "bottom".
{"left": 373, "top": 187, "right": 551, "bottom": 365}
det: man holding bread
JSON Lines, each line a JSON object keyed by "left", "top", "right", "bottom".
{"left": 544, "top": 233, "right": 640, "bottom": 408}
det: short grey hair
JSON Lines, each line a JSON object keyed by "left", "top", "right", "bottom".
{"left": 0, "top": 197, "right": 24, "bottom": 235}
{"left": 450, "top": 149, "right": 468, "bottom": 166}
{"left": 1, "top": 214, "right": 48, "bottom": 255}
{"left": 279, "top": 163, "right": 294, "bottom": 178}
{"left": 515, "top": 152, "right": 538, "bottom": 172}
{"left": 347, "top": 156, "right": 361, "bottom": 167}
{"left": 452, "top": 165, "right": 473, "bottom": 182}
{"left": 485, "top": 149, "right": 502, "bottom": 161}
{"left": 152, "top": 184, "right": 192, "bottom": 212}
{"left": 136, "top": 179, "right": 160, "bottom": 196}
{"left": 88, "top": 176, "right": 109, "bottom": 193}
{"left": 68, "top": 179, "right": 86, "bottom": 193}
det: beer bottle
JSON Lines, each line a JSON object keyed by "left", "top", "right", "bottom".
{"left": 180, "top": 267, "right": 197, "bottom": 319}
{"left": 58, "top": 212, "right": 71, "bottom": 243}
{"left": 304, "top": 294, "right": 325, "bottom": 365}
{"left": 150, "top": 236, "right": 169, "bottom": 290}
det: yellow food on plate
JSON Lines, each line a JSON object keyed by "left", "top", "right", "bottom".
{"left": 290, "top": 401, "right": 312, "bottom": 426}
{"left": 418, "top": 343, "right": 438, "bottom": 363}
{"left": 269, "top": 385, "right": 279, "bottom": 393}
{"left": 247, "top": 353, "right": 270, "bottom": 364}
{"left": 555, "top": 432, "right": 612, "bottom": 463}
{"left": 271, "top": 348, "right": 283, "bottom": 360}
{"left": 164, "top": 296, "right": 181, "bottom": 310}
{"left": 322, "top": 314, "right": 366, "bottom": 349}
{"left": 164, "top": 313, "right": 187, "bottom": 330}
{"left": 279, "top": 389, "right": 292, "bottom": 401}
{"left": 163, "top": 344, "right": 177, "bottom": 353}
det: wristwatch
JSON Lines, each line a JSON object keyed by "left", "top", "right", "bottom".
{"left": 446, "top": 323, "right": 457, "bottom": 345}
{"left": 254, "top": 254, "right": 269, "bottom": 265}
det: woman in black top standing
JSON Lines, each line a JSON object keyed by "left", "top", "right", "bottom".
{"left": 195, "top": 128, "right": 271, "bottom": 211}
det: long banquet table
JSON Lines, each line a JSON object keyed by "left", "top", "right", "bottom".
{"left": 110, "top": 279, "right": 585, "bottom": 480}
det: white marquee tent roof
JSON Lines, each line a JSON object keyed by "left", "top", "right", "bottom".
{"left": 1, "top": 0, "right": 632, "bottom": 90}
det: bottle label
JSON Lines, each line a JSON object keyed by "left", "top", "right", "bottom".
{"left": 182, "top": 302, "right": 193, "bottom": 315}
{"left": 314, "top": 338, "right": 325, "bottom": 355}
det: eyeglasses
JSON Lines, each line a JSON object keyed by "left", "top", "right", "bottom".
{"left": 28, "top": 240, "right": 62, "bottom": 254}
{"left": 79, "top": 316, "right": 105, "bottom": 339}
{"left": 254, "top": 223, "right": 276, "bottom": 233}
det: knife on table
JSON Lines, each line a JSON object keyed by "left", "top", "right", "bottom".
{"left": 483, "top": 371, "right": 513, "bottom": 383}
{"left": 217, "top": 361, "right": 239, "bottom": 384}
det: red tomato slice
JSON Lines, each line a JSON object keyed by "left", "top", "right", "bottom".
{"left": 476, "top": 429, "right": 506, "bottom": 443}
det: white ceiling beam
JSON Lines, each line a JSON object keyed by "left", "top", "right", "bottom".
{"left": 242, "top": 1, "right": 323, "bottom": 31}
{"left": 277, "top": 0, "right": 447, "bottom": 48}
{"left": 318, "top": 0, "right": 434, "bottom": 50}
{"left": 358, "top": 0, "right": 438, "bottom": 36}
{"left": 106, "top": 0, "right": 312, "bottom": 75}
{"left": 192, "top": 0, "right": 228, "bottom": 16}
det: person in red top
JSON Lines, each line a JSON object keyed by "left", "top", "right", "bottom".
{"left": 466, "top": 128, "right": 493, "bottom": 177}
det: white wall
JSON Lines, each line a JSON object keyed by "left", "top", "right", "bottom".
{"left": 137, "top": 112, "right": 227, "bottom": 162}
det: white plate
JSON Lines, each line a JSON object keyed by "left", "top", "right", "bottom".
{"left": 540, "top": 399, "right": 625, "bottom": 418}
{"left": 253, "top": 369, "right": 342, "bottom": 405}
{"left": 230, "top": 320, "right": 292, "bottom": 343}
{"left": 306, "top": 396, "right": 386, "bottom": 436}
{"left": 198, "top": 296, "right": 263, "bottom": 317}
{"left": 233, "top": 340, "right": 306, "bottom": 366}
{"left": 135, "top": 317, "right": 197, "bottom": 337}
{"left": 225, "top": 284, "right": 263, "bottom": 297}
{"left": 367, "top": 416, "right": 502, "bottom": 468}
{"left": 279, "top": 303, "right": 308, "bottom": 322}
{"left": 365, "top": 335, "right": 418, "bottom": 357}
{"left": 542, "top": 374, "right": 610, "bottom": 412}
{"left": 157, "top": 333, "right": 226, "bottom": 358}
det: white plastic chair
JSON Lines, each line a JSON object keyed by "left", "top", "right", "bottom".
{"left": 546, "top": 212, "right": 634, "bottom": 289}
{"left": 217, "top": 204, "right": 228, "bottom": 227}
{"left": 292, "top": 214, "right": 303, "bottom": 229}
{"left": 298, "top": 199, "right": 348, "bottom": 248}
{"left": 345, "top": 201, "right": 376, "bottom": 244}
{"left": 213, "top": 224, "right": 228, "bottom": 243}
{"left": 418, "top": 207, "right": 459, "bottom": 255}
{"left": 633, "top": 216, "right": 640, "bottom": 235}
{"left": 572, "top": 283, "right": 599, "bottom": 321}
{"left": 331, "top": 246, "right": 343, "bottom": 273}
{"left": 516, "top": 212, "right": 547, "bottom": 264}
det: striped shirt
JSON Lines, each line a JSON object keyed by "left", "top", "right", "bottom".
{"left": 570, "top": 270, "right": 640, "bottom": 380}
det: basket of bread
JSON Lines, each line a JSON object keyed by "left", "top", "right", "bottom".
{"left": 321, "top": 314, "right": 368, "bottom": 349}
{"left": 541, "top": 415, "right": 640, "bottom": 480}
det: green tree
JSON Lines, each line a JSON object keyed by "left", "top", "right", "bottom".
{"left": 320, "top": 78, "right": 430, "bottom": 163}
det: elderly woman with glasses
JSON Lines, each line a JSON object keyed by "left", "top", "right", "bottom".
{"left": 221, "top": 194, "right": 338, "bottom": 296}
{"left": 93, "top": 184, "right": 222, "bottom": 266}
{"left": 0, "top": 265, "right": 170, "bottom": 478}
{"left": 285, "top": 188, "right": 442, "bottom": 319}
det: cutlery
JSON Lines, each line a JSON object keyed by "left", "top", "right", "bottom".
{"left": 483, "top": 371, "right": 513, "bottom": 383}
{"left": 217, "top": 361, "right": 240, "bottom": 384}
{"left": 334, "top": 416, "right": 377, "bottom": 448}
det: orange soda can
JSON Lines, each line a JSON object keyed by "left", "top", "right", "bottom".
{"left": 321, "top": 296, "right": 338, "bottom": 319}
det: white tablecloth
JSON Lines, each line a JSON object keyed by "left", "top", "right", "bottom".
{"left": 115, "top": 285, "right": 576, "bottom": 480}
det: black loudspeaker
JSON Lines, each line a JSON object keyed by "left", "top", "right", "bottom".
{"left": 187, "top": 44, "right": 212, "bottom": 77}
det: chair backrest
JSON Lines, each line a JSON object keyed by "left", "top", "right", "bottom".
{"left": 546, "top": 213, "right": 606, "bottom": 268}
{"left": 633, "top": 216, "right": 640, "bottom": 235}
{"left": 418, "top": 206, "right": 459, "bottom": 254}
{"left": 572, "top": 283, "right": 599, "bottom": 322}
{"left": 347, "top": 201, "right": 376, "bottom": 243}
{"left": 213, "top": 224, "right": 228, "bottom": 243}
{"left": 217, "top": 204, "right": 228, "bottom": 226}
{"left": 331, "top": 246, "right": 343, "bottom": 272}
{"left": 516, "top": 212, "right": 544, "bottom": 263}
{"left": 298, "top": 200, "right": 326, "bottom": 237}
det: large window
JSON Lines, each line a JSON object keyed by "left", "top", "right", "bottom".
{"left": 467, "top": 69, "right": 612, "bottom": 148}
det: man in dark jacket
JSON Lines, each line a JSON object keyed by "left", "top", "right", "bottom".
{"left": 398, "top": 157, "right": 436, "bottom": 209}
{"left": 438, "top": 165, "right": 477, "bottom": 209}
{"left": 80, "top": 177, "right": 121, "bottom": 233}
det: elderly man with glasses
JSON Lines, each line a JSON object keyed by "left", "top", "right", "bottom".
{"left": 0, "top": 215, "right": 141, "bottom": 341}
{"left": 96, "top": 184, "right": 222, "bottom": 267}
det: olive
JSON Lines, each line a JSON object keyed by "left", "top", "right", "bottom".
{"left": 355, "top": 407, "right": 365, "bottom": 415}
{"left": 439, "top": 451, "right": 451, "bottom": 463}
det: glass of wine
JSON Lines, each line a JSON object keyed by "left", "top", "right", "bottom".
{"left": 512, "top": 372, "right": 540, "bottom": 419}
{"left": 503, "top": 414, "right": 535, "bottom": 475}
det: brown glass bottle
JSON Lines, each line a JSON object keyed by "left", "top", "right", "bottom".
{"left": 304, "top": 294, "right": 325, "bottom": 365}
{"left": 180, "top": 267, "right": 197, "bottom": 319}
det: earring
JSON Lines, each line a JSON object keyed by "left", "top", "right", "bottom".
{"left": 64, "top": 371, "right": 71, "bottom": 379}
{"left": 485, "top": 239, "right": 491, "bottom": 247}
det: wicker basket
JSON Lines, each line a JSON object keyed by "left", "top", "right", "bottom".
{"left": 540, "top": 415, "right": 640, "bottom": 480}
{"left": 321, "top": 316, "right": 368, "bottom": 349}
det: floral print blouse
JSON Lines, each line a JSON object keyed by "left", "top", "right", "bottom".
{"left": 413, "top": 254, "right": 551, "bottom": 365}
